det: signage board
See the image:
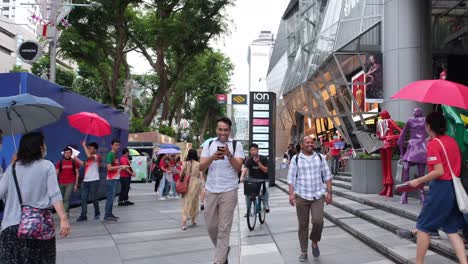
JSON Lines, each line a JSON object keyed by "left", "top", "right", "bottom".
{"left": 232, "top": 94, "right": 247, "bottom": 104}
{"left": 18, "top": 41, "right": 42, "bottom": 63}
{"left": 252, "top": 126, "right": 269, "bottom": 133}
{"left": 217, "top": 94, "right": 227, "bottom": 104}
{"left": 131, "top": 156, "right": 148, "bottom": 181}
{"left": 249, "top": 92, "right": 276, "bottom": 186}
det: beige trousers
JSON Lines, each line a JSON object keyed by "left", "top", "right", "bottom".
{"left": 204, "top": 189, "right": 238, "bottom": 264}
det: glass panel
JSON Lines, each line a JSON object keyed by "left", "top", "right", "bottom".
{"left": 341, "top": 0, "right": 364, "bottom": 20}
{"left": 336, "top": 19, "right": 362, "bottom": 49}
{"left": 359, "top": 23, "right": 381, "bottom": 52}
{"left": 361, "top": 16, "right": 380, "bottom": 32}
{"left": 363, "top": 0, "right": 382, "bottom": 17}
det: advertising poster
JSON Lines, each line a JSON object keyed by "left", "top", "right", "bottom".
{"left": 352, "top": 71, "right": 366, "bottom": 113}
{"left": 131, "top": 156, "right": 147, "bottom": 181}
{"left": 364, "top": 54, "right": 383, "bottom": 103}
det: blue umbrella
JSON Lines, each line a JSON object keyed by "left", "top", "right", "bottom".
{"left": 156, "top": 148, "right": 181, "bottom": 155}
{"left": 0, "top": 93, "right": 64, "bottom": 134}
{"left": 159, "top": 143, "right": 180, "bottom": 150}
{"left": 0, "top": 93, "right": 64, "bottom": 149}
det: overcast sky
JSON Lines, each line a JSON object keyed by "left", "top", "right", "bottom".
{"left": 128, "top": 0, "right": 290, "bottom": 92}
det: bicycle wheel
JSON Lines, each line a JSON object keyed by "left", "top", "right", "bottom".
{"left": 258, "top": 198, "right": 266, "bottom": 224}
{"left": 246, "top": 199, "right": 257, "bottom": 231}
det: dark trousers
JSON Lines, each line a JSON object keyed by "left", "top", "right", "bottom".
{"left": 119, "top": 177, "right": 131, "bottom": 202}
{"left": 331, "top": 155, "right": 340, "bottom": 175}
{"left": 154, "top": 175, "right": 161, "bottom": 192}
{"left": 295, "top": 195, "right": 324, "bottom": 253}
{"left": 80, "top": 180, "right": 100, "bottom": 217}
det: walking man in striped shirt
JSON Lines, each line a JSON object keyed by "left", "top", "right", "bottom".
{"left": 287, "top": 135, "right": 333, "bottom": 262}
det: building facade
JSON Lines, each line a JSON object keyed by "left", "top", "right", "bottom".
{"left": 267, "top": 0, "right": 467, "bottom": 151}
{"left": 248, "top": 31, "right": 275, "bottom": 92}
{"left": 0, "top": 16, "right": 37, "bottom": 73}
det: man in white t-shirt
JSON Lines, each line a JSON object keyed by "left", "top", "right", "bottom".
{"left": 77, "top": 141, "right": 101, "bottom": 221}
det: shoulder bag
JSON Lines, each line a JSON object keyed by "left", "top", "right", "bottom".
{"left": 434, "top": 138, "right": 468, "bottom": 213}
{"left": 176, "top": 162, "right": 191, "bottom": 195}
{"left": 12, "top": 163, "right": 56, "bottom": 240}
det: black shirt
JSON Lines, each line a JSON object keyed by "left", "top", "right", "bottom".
{"left": 245, "top": 155, "right": 269, "bottom": 179}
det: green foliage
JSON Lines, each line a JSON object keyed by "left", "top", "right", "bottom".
{"left": 10, "top": 65, "right": 28, "bottom": 73}
{"left": 130, "top": 118, "right": 151, "bottom": 133}
{"left": 158, "top": 125, "right": 176, "bottom": 138}
{"left": 31, "top": 56, "right": 76, "bottom": 87}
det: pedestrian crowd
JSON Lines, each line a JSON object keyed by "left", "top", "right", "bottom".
{"left": 0, "top": 133, "right": 137, "bottom": 263}
{"left": 1, "top": 112, "right": 467, "bottom": 264}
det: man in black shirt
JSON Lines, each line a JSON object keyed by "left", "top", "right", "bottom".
{"left": 240, "top": 143, "right": 270, "bottom": 215}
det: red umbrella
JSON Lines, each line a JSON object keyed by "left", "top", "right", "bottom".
{"left": 68, "top": 112, "right": 111, "bottom": 137}
{"left": 391, "top": 79, "right": 468, "bottom": 109}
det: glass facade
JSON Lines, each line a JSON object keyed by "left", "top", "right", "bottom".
{"left": 279, "top": 0, "right": 383, "bottom": 147}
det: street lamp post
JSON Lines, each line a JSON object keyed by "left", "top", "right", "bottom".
{"left": 21, "top": 1, "right": 101, "bottom": 83}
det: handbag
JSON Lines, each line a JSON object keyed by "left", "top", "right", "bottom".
{"left": 176, "top": 163, "right": 191, "bottom": 195}
{"left": 354, "top": 131, "right": 384, "bottom": 154}
{"left": 434, "top": 138, "right": 468, "bottom": 214}
{"left": 395, "top": 160, "right": 404, "bottom": 182}
{"left": 12, "top": 163, "right": 55, "bottom": 240}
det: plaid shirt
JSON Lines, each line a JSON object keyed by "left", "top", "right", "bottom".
{"left": 287, "top": 152, "right": 332, "bottom": 201}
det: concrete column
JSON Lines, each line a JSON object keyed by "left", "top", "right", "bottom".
{"left": 383, "top": 0, "right": 432, "bottom": 121}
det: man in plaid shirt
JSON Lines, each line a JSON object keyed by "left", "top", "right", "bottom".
{"left": 287, "top": 136, "right": 333, "bottom": 262}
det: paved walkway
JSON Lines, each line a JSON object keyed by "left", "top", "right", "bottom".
{"left": 57, "top": 183, "right": 392, "bottom": 264}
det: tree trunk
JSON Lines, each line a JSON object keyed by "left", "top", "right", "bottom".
{"left": 142, "top": 46, "right": 168, "bottom": 126}
{"left": 108, "top": 7, "right": 127, "bottom": 107}
{"left": 161, "top": 90, "right": 171, "bottom": 120}
{"left": 199, "top": 109, "right": 211, "bottom": 143}
{"left": 168, "top": 101, "right": 178, "bottom": 127}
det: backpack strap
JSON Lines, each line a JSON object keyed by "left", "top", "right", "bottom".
{"left": 58, "top": 158, "right": 77, "bottom": 178}
{"left": 295, "top": 153, "right": 325, "bottom": 183}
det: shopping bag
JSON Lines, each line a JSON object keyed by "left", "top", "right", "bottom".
{"left": 395, "top": 160, "right": 403, "bottom": 182}
{"left": 435, "top": 138, "right": 468, "bottom": 213}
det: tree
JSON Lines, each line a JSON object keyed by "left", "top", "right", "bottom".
{"left": 59, "top": 0, "right": 140, "bottom": 106}
{"left": 174, "top": 50, "right": 233, "bottom": 141}
{"left": 128, "top": 0, "right": 233, "bottom": 126}
{"left": 31, "top": 56, "right": 76, "bottom": 87}
{"left": 10, "top": 65, "right": 28, "bottom": 73}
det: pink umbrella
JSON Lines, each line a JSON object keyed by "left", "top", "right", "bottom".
{"left": 68, "top": 112, "right": 111, "bottom": 137}
{"left": 391, "top": 79, "right": 468, "bottom": 109}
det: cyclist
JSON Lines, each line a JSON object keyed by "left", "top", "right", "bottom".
{"left": 240, "top": 143, "right": 269, "bottom": 217}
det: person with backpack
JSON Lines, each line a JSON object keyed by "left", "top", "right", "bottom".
{"left": 77, "top": 141, "right": 101, "bottom": 222}
{"left": 151, "top": 153, "right": 164, "bottom": 193}
{"left": 55, "top": 147, "right": 80, "bottom": 216}
{"left": 200, "top": 117, "right": 244, "bottom": 264}
{"left": 287, "top": 136, "right": 332, "bottom": 262}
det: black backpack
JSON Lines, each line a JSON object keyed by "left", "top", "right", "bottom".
{"left": 152, "top": 158, "right": 164, "bottom": 180}
{"left": 208, "top": 140, "right": 242, "bottom": 183}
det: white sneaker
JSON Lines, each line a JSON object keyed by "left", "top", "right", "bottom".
{"left": 158, "top": 196, "right": 167, "bottom": 200}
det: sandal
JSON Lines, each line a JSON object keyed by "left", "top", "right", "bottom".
{"left": 181, "top": 225, "right": 187, "bottom": 230}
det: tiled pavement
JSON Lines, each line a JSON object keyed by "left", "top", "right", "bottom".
{"left": 56, "top": 183, "right": 392, "bottom": 264}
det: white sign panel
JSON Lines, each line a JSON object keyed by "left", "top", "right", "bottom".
{"left": 259, "top": 149, "right": 269, "bottom": 156}
{"left": 253, "top": 134, "right": 269, "bottom": 141}
{"left": 253, "top": 104, "right": 269, "bottom": 111}
{"left": 254, "top": 142, "right": 269, "bottom": 148}
{"left": 253, "top": 111, "right": 269, "bottom": 118}
{"left": 252, "top": 126, "right": 269, "bottom": 133}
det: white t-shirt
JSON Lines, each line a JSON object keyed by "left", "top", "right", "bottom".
{"left": 84, "top": 156, "right": 100, "bottom": 182}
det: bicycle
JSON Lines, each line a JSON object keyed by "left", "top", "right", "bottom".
{"left": 243, "top": 178, "right": 268, "bottom": 231}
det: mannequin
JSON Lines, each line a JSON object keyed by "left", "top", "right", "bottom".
{"left": 377, "top": 110, "right": 401, "bottom": 197}
{"left": 397, "top": 108, "right": 427, "bottom": 204}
